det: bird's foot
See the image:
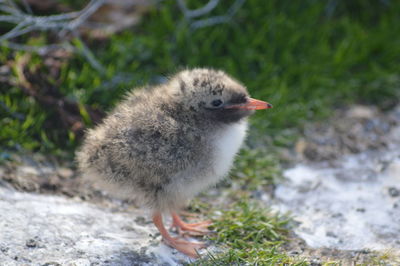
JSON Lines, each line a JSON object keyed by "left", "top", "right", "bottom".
{"left": 163, "top": 237, "right": 206, "bottom": 258}
{"left": 153, "top": 212, "right": 207, "bottom": 258}
{"left": 171, "top": 212, "right": 212, "bottom": 236}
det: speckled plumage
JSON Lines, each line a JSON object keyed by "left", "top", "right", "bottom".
{"left": 76, "top": 68, "right": 253, "bottom": 213}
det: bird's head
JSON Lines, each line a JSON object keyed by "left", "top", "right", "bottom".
{"left": 166, "top": 68, "right": 272, "bottom": 123}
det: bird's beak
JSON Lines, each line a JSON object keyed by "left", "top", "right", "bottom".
{"left": 226, "top": 98, "right": 273, "bottom": 110}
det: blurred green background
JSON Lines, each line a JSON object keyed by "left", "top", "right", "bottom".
{"left": 1, "top": 0, "right": 399, "bottom": 157}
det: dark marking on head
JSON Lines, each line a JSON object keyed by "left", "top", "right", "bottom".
{"left": 230, "top": 93, "right": 247, "bottom": 104}
{"left": 198, "top": 101, "right": 206, "bottom": 108}
{"left": 214, "top": 84, "right": 224, "bottom": 95}
{"left": 193, "top": 78, "right": 199, "bottom": 86}
{"left": 189, "top": 106, "right": 196, "bottom": 111}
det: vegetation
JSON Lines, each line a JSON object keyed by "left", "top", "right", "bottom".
{"left": 1, "top": 0, "right": 399, "bottom": 155}
{"left": 1, "top": 0, "right": 399, "bottom": 264}
{"left": 196, "top": 200, "right": 306, "bottom": 265}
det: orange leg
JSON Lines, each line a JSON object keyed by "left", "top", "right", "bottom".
{"left": 152, "top": 212, "right": 206, "bottom": 258}
{"left": 171, "top": 212, "right": 212, "bottom": 236}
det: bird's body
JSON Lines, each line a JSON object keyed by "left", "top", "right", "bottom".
{"left": 77, "top": 68, "right": 271, "bottom": 257}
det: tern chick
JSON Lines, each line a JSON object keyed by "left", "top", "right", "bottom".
{"left": 76, "top": 68, "right": 272, "bottom": 257}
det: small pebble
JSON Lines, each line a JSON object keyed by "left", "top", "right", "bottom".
{"left": 25, "top": 239, "right": 37, "bottom": 248}
{"left": 135, "top": 216, "right": 146, "bottom": 225}
{"left": 326, "top": 231, "right": 337, "bottom": 238}
{"left": 0, "top": 245, "right": 9, "bottom": 253}
{"left": 57, "top": 168, "right": 74, "bottom": 179}
{"left": 42, "top": 262, "right": 62, "bottom": 266}
{"left": 388, "top": 187, "right": 400, "bottom": 197}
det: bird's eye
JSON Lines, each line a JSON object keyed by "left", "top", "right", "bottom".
{"left": 211, "top": 99, "right": 223, "bottom": 107}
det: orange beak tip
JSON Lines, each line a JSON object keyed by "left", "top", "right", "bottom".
{"left": 225, "top": 98, "right": 273, "bottom": 110}
{"left": 247, "top": 98, "right": 273, "bottom": 110}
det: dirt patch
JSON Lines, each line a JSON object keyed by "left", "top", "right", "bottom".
{"left": 283, "top": 232, "right": 384, "bottom": 265}
{"left": 0, "top": 153, "right": 126, "bottom": 210}
{"left": 295, "top": 105, "right": 399, "bottom": 162}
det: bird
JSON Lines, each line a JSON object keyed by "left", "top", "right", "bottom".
{"left": 76, "top": 68, "right": 272, "bottom": 258}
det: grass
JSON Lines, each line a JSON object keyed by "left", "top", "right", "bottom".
{"left": 1, "top": 0, "right": 400, "bottom": 264}
{"left": 194, "top": 200, "right": 306, "bottom": 265}
{"left": 1, "top": 0, "right": 399, "bottom": 155}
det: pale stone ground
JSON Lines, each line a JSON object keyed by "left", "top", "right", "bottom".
{"left": 0, "top": 184, "right": 204, "bottom": 265}
{"left": 271, "top": 105, "right": 400, "bottom": 264}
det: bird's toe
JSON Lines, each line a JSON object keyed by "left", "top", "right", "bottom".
{"left": 163, "top": 237, "right": 206, "bottom": 258}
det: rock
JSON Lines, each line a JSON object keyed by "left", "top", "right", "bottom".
{"left": 325, "top": 231, "right": 337, "bottom": 238}
{"left": 18, "top": 165, "right": 40, "bottom": 176}
{"left": 346, "top": 105, "right": 376, "bottom": 119}
{"left": 25, "top": 238, "right": 38, "bottom": 248}
{"left": 388, "top": 187, "right": 400, "bottom": 197}
{"left": 273, "top": 105, "right": 400, "bottom": 255}
{"left": 0, "top": 186, "right": 201, "bottom": 265}
{"left": 298, "top": 105, "right": 399, "bottom": 162}
{"left": 57, "top": 168, "right": 74, "bottom": 179}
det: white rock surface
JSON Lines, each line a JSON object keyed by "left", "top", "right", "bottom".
{"left": 0, "top": 187, "right": 196, "bottom": 266}
{"left": 273, "top": 121, "right": 400, "bottom": 253}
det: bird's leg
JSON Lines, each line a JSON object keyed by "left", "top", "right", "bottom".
{"left": 171, "top": 212, "right": 212, "bottom": 236}
{"left": 152, "top": 212, "right": 206, "bottom": 258}
{"left": 179, "top": 210, "right": 200, "bottom": 218}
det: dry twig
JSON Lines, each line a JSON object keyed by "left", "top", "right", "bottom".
{"left": 0, "top": 0, "right": 106, "bottom": 72}
{"left": 0, "top": 0, "right": 246, "bottom": 72}
{"left": 176, "top": 0, "right": 246, "bottom": 30}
